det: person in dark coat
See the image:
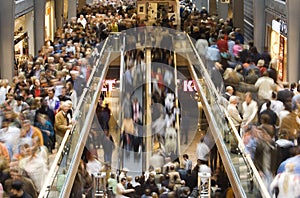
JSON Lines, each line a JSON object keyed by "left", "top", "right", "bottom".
{"left": 277, "top": 82, "right": 294, "bottom": 106}
{"left": 102, "top": 129, "right": 115, "bottom": 165}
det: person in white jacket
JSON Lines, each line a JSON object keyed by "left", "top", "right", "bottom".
{"left": 116, "top": 177, "right": 135, "bottom": 198}
{"left": 241, "top": 92, "right": 258, "bottom": 135}
{"left": 255, "top": 71, "right": 276, "bottom": 104}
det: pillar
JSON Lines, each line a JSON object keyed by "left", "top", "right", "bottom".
{"left": 209, "top": 0, "right": 217, "bottom": 15}
{"left": 55, "top": 0, "right": 64, "bottom": 28}
{"left": 34, "top": 0, "right": 46, "bottom": 55}
{"left": 253, "top": 0, "right": 265, "bottom": 53}
{"left": 145, "top": 48, "right": 152, "bottom": 171}
{"left": 78, "top": 0, "right": 86, "bottom": 12}
{"left": 286, "top": 0, "right": 300, "bottom": 83}
{"left": 25, "top": 12, "right": 35, "bottom": 56}
{"left": 86, "top": 0, "right": 94, "bottom": 5}
{"left": 194, "top": 0, "right": 208, "bottom": 12}
{"left": 0, "top": 1, "right": 14, "bottom": 81}
{"left": 218, "top": 1, "right": 229, "bottom": 20}
{"left": 68, "top": 0, "right": 77, "bottom": 22}
{"left": 232, "top": 0, "right": 244, "bottom": 32}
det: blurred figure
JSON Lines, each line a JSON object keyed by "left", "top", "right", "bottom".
{"left": 107, "top": 173, "right": 118, "bottom": 197}
{"left": 19, "top": 146, "right": 48, "bottom": 193}
{"left": 9, "top": 180, "right": 33, "bottom": 198}
{"left": 35, "top": 113, "right": 55, "bottom": 152}
{"left": 182, "top": 154, "right": 192, "bottom": 171}
{"left": 270, "top": 163, "right": 300, "bottom": 198}
{"left": 102, "top": 129, "right": 115, "bottom": 165}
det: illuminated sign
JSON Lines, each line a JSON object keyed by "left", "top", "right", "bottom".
{"left": 101, "top": 79, "right": 116, "bottom": 91}
{"left": 183, "top": 80, "right": 196, "bottom": 92}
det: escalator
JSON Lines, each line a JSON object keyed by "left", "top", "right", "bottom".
{"left": 38, "top": 28, "right": 271, "bottom": 198}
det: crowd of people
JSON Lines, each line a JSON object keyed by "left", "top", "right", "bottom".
{"left": 0, "top": 1, "right": 145, "bottom": 197}
{"left": 0, "top": 0, "right": 299, "bottom": 197}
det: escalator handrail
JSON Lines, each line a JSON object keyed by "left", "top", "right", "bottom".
{"left": 184, "top": 49, "right": 247, "bottom": 198}
{"left": 117, "top": 33, "right": 126, "bottom": 173}
{"left": 185, "top": 34, "right": 271, "bottom": 198}
{"left": 38, "top": 36, "right": 111, "bottom": 198}
{"left": 59, "top": 48, "right": 112, "bottom": 198}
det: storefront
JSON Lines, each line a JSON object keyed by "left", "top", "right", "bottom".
{"left": 136, "top": 0, "right": 180, "bottom": 28}
{"left": 14, "top": 11, "right": 34, "bottom": 73}
{"left": 268, "top": 19, "right": 287, "bottom": 81}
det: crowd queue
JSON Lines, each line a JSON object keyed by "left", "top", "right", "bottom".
{"left": 0, "top": 0, "right": 300, "bottom": 197}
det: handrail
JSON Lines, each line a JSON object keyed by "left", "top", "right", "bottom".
{"left": 185, "top": 34, "right": 271, "bottom": 198}
{"left": 184, "top": 50, "right": 247, "bottom": 198}
{"left": 60, "top": 49, "right": 112, "bottom": 198}
{"left": 38, "top": 35, "right": 111, "bottom": 198}
{"left": 173, "top": 51, "right": 181, "bottom": 157}
{"left": 86, "top": 38, "right": 110, "bottom": 88}
{"left": 117, "top": 33, "right": 125, "bottom": 173}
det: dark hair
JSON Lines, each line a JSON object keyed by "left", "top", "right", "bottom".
{"left": 183, "top": 154, "right": 189, "bottom": 159}
{"left": 271, "top": 92, "right": 277, "bottom": 99}
{"left": 11, "top": 180, "right": 23, "bottom": 191}
{"left": 266, "top": 100, "right": 271, "bottom": 109}
{"left": 121, "top": 177, "right": 126, "bottom": 182}
{"left": 15, "top": 95, "right": 24, "bottom": 101}
{"left": 260, "top": 114, "right": 270, "bottom": 124}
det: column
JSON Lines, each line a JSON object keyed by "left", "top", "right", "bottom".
{"left": 209, "top": 0, "right": 217, "bottom": 15}
{"left": 145, "top": 48, "right": 152, "bottom": 171}
{"left": 78, "top": 0, "right": 86, "bottom": 11}
{"left": 0, "top": 1, "right": 14, "bottom": 81}
{"left": 68, "top": 0, "right": 77, "bottom": 22}
{"left": 194, "top": 0, "right": 208, "bottom": 11}
{"left": 217, "top": 1, "right": 228, "bottom": 20}
{"left": 86, "top": 0, "right": 94, "bottom": 5}
{"left": 55, "top": 0, "right": 64, "bottom": 28}
{"left": 232, "top": 0, "right": 244, "bottom": 32}
{"left": 286, "top": 0, "right": 300, "bottom": 83}
{"left": 253, "top": 0, "right": 265, "bottom": 53}
{"left": 25, "top": 12, "right": 35, "bottom": 56}
{"left": 34, "top": 0, "right": 46, "bottom": 55}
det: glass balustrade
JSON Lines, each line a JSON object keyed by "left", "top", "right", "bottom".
{"left": 39, "top": 29, "right": 271, "bottom": 198}
{"left": 38, "top": 34, "right": 121, "bottom": 198}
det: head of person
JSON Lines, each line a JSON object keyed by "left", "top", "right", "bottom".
{"left": 244, "top": 92, "right": 252, "bottom": 104}
{"left": 60, "top": 102, "right": 70, "bottom": 113}
{"left": 15, "top": 95, "right": 24, "bottom": 106}
{"left": 226, "top": 86, "right": 234, "bottom": 95}
{"left": 229, "top": 95, "right": 239, "bottom": 105}
{"left": 183, "top": 154, "right": 189, "bottom": 160}
{"left": 21, "top": 120, "right": 31, "bottom": 133}
{"left": 47, "top": 88, "right": 55, "bottom": 99}
{"left": 10, "top": 180, "right": 24, "bottom": 196}
{"left": 120, "top": 177, "right": 126, "bottom": 185}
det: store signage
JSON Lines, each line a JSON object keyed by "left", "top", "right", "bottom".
{"left": 280, "top": 20, "right": 287, "bottom": 36}
{"left": 272, "top": 20, "right": 280, "bottom": 33}
{"left": 272, "top": 19, "right": 287, "bottom": 36}
{"left": 220, "top": 0, "right": 230, "bottom": 3}
{"left": 101, "top": 79, "right": 116, "bottom": 91}
{"left": 183, "top": 80, "right": 196, "bottom": 92}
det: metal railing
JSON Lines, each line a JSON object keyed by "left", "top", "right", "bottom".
{"left": 38, "top": 33, "right": 119, "bottom": 198}
{"left": 38, "top": 27, "right": 271, "bottom": 198}
{"left": 184, "top": 33, "right": 271, "bottom": 198}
